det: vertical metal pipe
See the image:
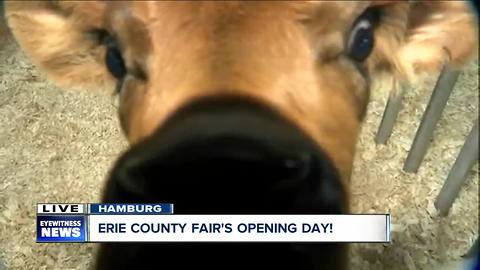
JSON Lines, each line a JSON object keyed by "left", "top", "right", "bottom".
{"left": 403, "top": 66, "right": 461, "bottom": 172}
{"left": 375, "top": 82, "right": 406, "bottom": 145}
{"left": 434, "top": 120, "right": 479, "bottom": 215}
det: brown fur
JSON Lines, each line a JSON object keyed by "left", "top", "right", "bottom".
{"left": 5, "top": 1, "right": 478, "bottom": 208}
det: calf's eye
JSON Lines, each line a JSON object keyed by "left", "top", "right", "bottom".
{"left": 347, "top": 8, "right": 379, "bottom": 62}
{"left": 104, "top": 37, "right": 127, "bottom": 79}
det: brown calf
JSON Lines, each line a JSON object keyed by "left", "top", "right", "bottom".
{"left": 5, "top": 1, "right": 478, "bottom": 269}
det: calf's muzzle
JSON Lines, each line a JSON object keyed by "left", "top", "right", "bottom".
{"left": 104, "top": 96, "right": 346, "bottom": 214}
{"left": 98, "top": 96, "right": 348, "bottom": 269}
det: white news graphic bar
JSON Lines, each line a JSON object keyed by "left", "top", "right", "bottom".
{"left": 37, "top": 204, "right": 85, "bottom": 214}
{"left": 88, "top": 214, "right": 390, "bottom": 243}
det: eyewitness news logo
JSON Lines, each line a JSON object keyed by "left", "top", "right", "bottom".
{"left": 37, "top": 215, "right": 86, "bottom": 242}
{"left": 36, "top": 203, "right": 87, "bottom": 242}
{"left": 36, "top": 203, "right": 173, "bottom": 242}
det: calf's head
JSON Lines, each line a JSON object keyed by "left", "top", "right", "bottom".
{"left": 6, "top": 1, "right": 477, "bottom": 269}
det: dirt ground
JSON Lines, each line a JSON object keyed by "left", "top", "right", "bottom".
{"left": 0, "top": 18, "right": 478, "bottom": 270}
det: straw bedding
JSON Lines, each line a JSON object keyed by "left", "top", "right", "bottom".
{"left": 0, "top": 21, "right": 478, "bottom": 270}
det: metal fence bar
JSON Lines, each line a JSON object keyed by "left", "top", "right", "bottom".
{"left": 375, "top": 82, "right": 406, "bottom": 145}
{"left": 403, "top": 66, "right": 461, "bottom": 173}
{"left": 434, "top": 119, "right": 479, "bottom": 216}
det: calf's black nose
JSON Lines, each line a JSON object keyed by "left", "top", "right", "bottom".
{"left": 99, "top": 96, "right": 349, "bottom": 270}
{"left": 103, "top": 96, "right": 346, "bottom": 215}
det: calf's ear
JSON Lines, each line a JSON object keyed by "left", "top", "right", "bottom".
{"left": 5, "top": 1, "right": 115, "bottom": 91}
{"left": 399, "top": 1, "right": 478, "bottom": 78}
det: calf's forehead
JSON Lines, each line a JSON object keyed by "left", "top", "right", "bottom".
{"left": 105, "top": 1, "right": 369, "bottom": 38}
{"left": 122, "top": 1, "right": 366, "bottom": 19}
{"left": 102, "top": 1, "right": 371, "bottom": 91}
